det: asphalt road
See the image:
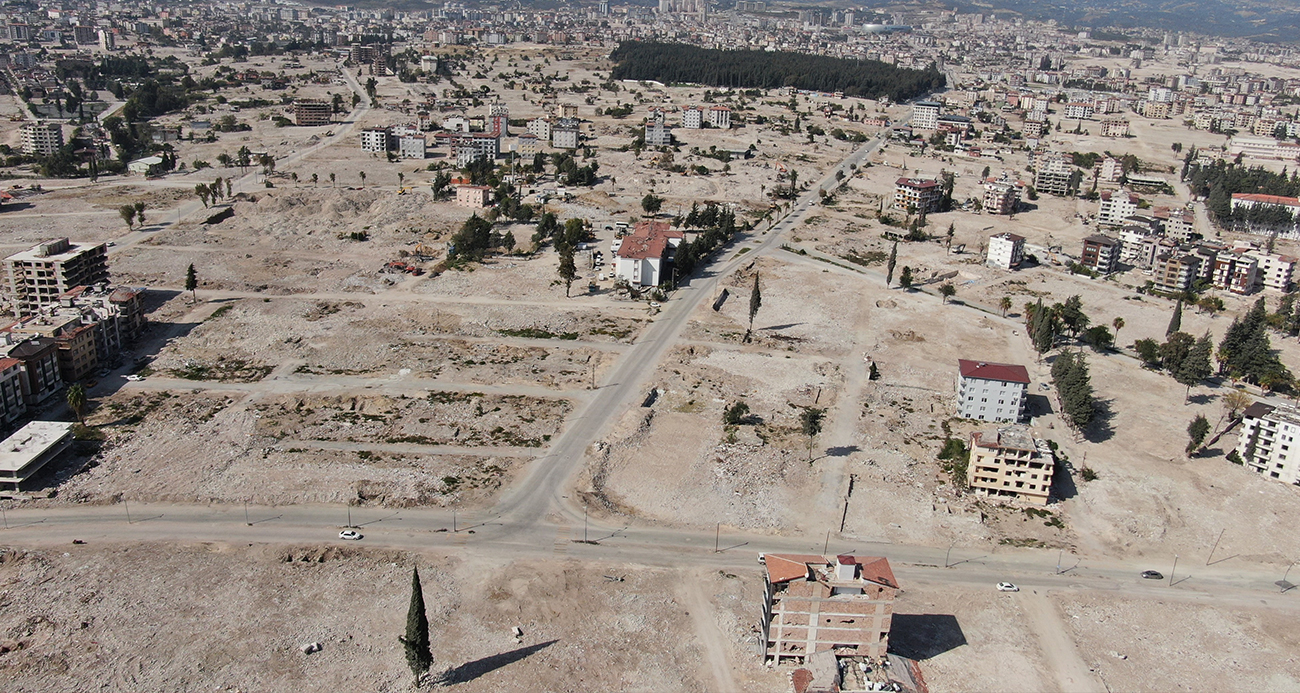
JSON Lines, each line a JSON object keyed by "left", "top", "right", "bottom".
{"left": 5, "top": 132, "right": 1297, "bottom": 619}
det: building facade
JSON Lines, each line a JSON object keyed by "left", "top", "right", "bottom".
{"left": 911, "top": 100, "right": 940, "bottom": 130}
{"left": 293, "top": 99, "right": 332, "bottom": 126}
{"left": 892, "top": 177, "right": 942, "bottom": 213}
{"left": 986, "top": 232, "right": 1025, "bottom": 270}
{"left": 4, "top": 239, "right": 110, "bottom": 316}
{"left": 1237, "top": 401, "right": 1300, "bottom": 486}
{"left": 760, "top": 554, "right": 898, "bottom": 666}
{"left": 957, "top": 359, "right": 1029, "bottom": 422}
{"left": 20, "top": 122, "right": 62, "bottom": 156}
{"left": 1080, "top": 234, "right": 1120, "bottom": 273}
{"left": 983, "top": 180, "right": 1020, "bottom": 215}
{"left": 967, "top": 426, "right": 1056, "bottom": 505}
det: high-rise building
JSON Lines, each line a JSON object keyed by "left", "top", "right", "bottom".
{"left": 293, "top": 100, "right": 332, "bottom": 127}
{"left": 19, "top": 122, "right": 63, "bottom": 156}
{"left": 4, "top": 239, "right": 109, "bottom": 316}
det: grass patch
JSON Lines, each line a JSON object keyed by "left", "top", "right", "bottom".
{"left": 497, "top": 327, "right": 579, "bottom": 340}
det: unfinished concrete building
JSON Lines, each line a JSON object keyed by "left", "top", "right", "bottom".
{"left": 967, "top": 426, "right": 1056, "bottom": 505}
{"left": 760, "top": 554, "right": 898, "bottom": 666}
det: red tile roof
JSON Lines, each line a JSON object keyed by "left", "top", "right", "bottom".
{"left": 1233, "top": 193, "right": 1300, "bottom": 209}
{"left": 895, "top": 177, "right": 939, "bottom": 189}
{"left": 764, "top": 554, "right": 898, "bottom": 589}
{"left": 958, "top": 359, "right": 1030, "bottom": 384}
{"left": 617, "top": 221, "right": 683, "bottom": 261}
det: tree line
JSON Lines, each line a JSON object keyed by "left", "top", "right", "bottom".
{"left": 1184, "top": 154, "right": 1300, "bottom": 228}
{"left": 609, "top": 42, "right": 946, "bottom": 102}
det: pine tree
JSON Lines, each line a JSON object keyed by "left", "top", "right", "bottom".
{"left": 898, "top": 266, "right": 913, "bottom": 289}
{"left": 746, "top": 272, "right": 762, "bottom": 342}
{"left": 399, "top": 567, "right": 433, "bottom": 685}
{"left": 1175, "top": 333, "right": 1214, "bottom": 402}
{"left": 557, "top": 246, "right": 576, "bottom": 297}
{"left": 1167, "top": 299, "right": 1182, "bottom": 336}
{"left": 885, "top": 241, "right": 897, "bottom": 287}
{"left": 185, "top": 264, "right": 198, "bottom": 302}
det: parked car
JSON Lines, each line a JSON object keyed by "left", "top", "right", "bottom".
{"left": 996, "top": 582, "right": 1019, "bottom": 592}
{"left": 1140, "top": 570, "right": 1163, "bottom": 580}
{"left": 338, "top": 530, "right": 362, "bottom": 541}
{"left": 757, "top": 553, "right": 766, "bottom": 565}
{"left": 125, "top": 374, "right": 145, "bottom": 382}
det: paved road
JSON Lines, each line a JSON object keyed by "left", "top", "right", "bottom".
{"left": 6, "top": 133, "right": 1298, "bottom": 637}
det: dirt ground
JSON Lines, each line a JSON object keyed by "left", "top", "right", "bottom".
{"left": 0, "top": 542, "right": 784, "bottom": 693}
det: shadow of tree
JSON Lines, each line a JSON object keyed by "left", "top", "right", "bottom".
{"left": 434, "top": 640, "right": 558, "bottom": 685}
{"left": 824, "top": 445, "right": 861, "bottom": 458}
{"left": 1084, "top": 398, "right": 1116, "bottom": 443}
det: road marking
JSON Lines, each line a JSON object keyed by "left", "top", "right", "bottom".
{"left": 553, "top": 525, "right": 570, "bottom": 554}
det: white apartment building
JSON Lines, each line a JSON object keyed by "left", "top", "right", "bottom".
{"left": 967, "top": 426, "right": 1055, "bottom": 506}
{"left": 956, "top": 359, "right": 1029, "bottom": 422}
{"left": 1099, "top": 157, "right": 1124, "bottom": 183}
{"left": 553, "top": 125, "right": 580, "bottom": 150}
{"left": 681, "top": 107, "right": 702, "bottom": 129}
{"left": 983, "top": 180, "right": 1020, "bottom": 215}
{"left": 706, "top": 106, "right": 732, "bottom": 129}
{"left": 1237, "top": 401, "right": 1300, "bottom": 486}
{"left": 19, "top": 122, "right": 62, "bottom": 156}
{"left": 527, "top": 117, "right": 552, "bottom": 141}
{"left": 1063, "top": 103, "right": 1093, "bottom": 120}
{"left": 911, "top": 100, "right": 940, "bottom": 130}
{"left": 1229, "top": 136, "right": 1300, "bottom": 163}
{"left": 1097, "top": 191, "right": 1140, "bottom": 227}
{"left": 359, "top": 128, "right": 390, "bottom": 153}
{"left": 1248, "top": 249, "right": 1297, "bottom": 292}
{"left": 986, "top": 232, "right": 1025, "bottom": 270}
{"left": 1100, "top": 118, "right": 1130, "bottom": 137}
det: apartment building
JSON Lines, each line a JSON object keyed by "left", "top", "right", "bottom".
{"left": 454, "top": 185, "right": 491, "bottom": 208}
{"left": 1153, "top": 206, "right": 1196, "bottom": 242}
{"left": 681, "top": 107, "right": 702, "bottom": 129}
{"left": 983, "top": 180, "right": 1020, "bottom": 215}
{"left": 1100, "top": 118, "right": 1130, "bottom": 137}
{"left": 527, "top": 117, "right": 552, "bottom": 141}
{"left": 1063, "top": 102, "right": 1093, "bottom": 120}
{"left": 19, "top": 122, "right": 62, "bottom": 156}
{"left": 5, "top": 336, "right": 61, "bottom": 406}
{"left": 1228, "top": 136, "right": 1300, "bottom": 163}
{"left": 0, "top": 358, "right": 25, "bottom": 427}
{"left": 892, "top": 177, "right": 943, "bottom": 213}
{"left": 1021, "top": 118, "right": 1045, "bottom": 139}
{"left": 0, "top": 421, "right": 73, "bottom": 492}
{"left": 553, "top": 118, "right": 581, "bottom": 149}
{"left": 760, "top": 554, "right": 898, "bottom": 665}
{"left": 4, "top": 239, "right": 109, "bottom": 316}
{"left": 614, "top": 221, "right": 683, "bottom": 287}
{"left": 986, "top": 232, "right": 1025, "bottom": 270}
{"left": 706, "top": 106, "right": 732, "bottom": 129}
{"left": 359, "top": 127, "right": 390, "bottom": 152}
{"left": 487, "top": 103, "right": 509, "bottom": 136}
{"left": 910, "top": 100, "right": 940, "bottom": 130}
{"left": 293, "top": 99, "right": 332, "bottom": 126}
{"left": 1033, "top": 157, "right": 1074, "bottom": 196}
{"left": 956, "top": 359, "right": 1029, "bottom": 422}
{"left": 1097, "top": 191, "right": 1139, "bottom": 227}
{"left": 1154, "top": 252, "right": 1202, "bottom": 293}
{"left": 967, "top": 426, "right": 1055, "bottom": 506}
{"left": 1250, "top": 249, "right": 1297, "bottom": 292}
{"left": 1237, "top": 401, "right": 1300, "bottom": 486}
{"left": 1080, "top": 235, "right": 1120, "bottom": 273}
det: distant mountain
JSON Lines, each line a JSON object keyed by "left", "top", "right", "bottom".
{"left": 947, "top": 0, "right": 1300, "bottom": 41}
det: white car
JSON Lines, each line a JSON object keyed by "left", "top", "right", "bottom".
{"left": 649, "top": 302, "right": 661, "bottom": 308}
{"left": 125, "top": 374, "right": 145, "bottom": 382}
{"left": 338, "top": 529, "right": 362, "bottom": 541}
{"left": 996, "top": 582, "right": 1019, "bottom": 592}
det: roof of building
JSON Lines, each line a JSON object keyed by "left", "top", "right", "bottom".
{"left": 991, "top": 232, "right": 1026, "bottom": 242}
{"left": 7, "top": 337, "right": 55, "bottom": 358}
{"left": 1243, "top": 401, "right": 1276, "bottom": 420}
{"left": 972, "top": 427, "right": 1037, "bottom": 452}
{"left": 958, "top": 359, "right": 1030, "bottom": 384}
{"left": 895, "top": 177, "right": 939, "bottom": 189}
{"left": 1232, "top": 193, "right": 1300, "bottom": 208}
{"left": 765, "top": 554, "right": 898, "bottom": 588}
{"left": 0, "top": 421, "right": 72, "bottom": 473}
{"left": 616, "top": 221, "right": 682, "bottom": 261}
{"left": 1083, "top": 234, "right": 1120, "bottom": 246}
{"left": 0, "top": 357, "right": 20, "bottom": 372}
{"left": 5, "top": 239, "right": 104, "bottom": 264}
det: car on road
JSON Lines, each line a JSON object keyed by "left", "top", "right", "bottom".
{"left": 996, "top": 582, "right": 1019, "bottom": 592}
{"left": 1140, "top": 570, "right": 1163, "bottom": 580}
{"left": 338, "top": 529, "right": 362, "bottom": 540}
{"left": 649, "top": 302, "right": 661, "bottom": 308}
{"left": 125, "top": 374, "right": 145, "bottom": 382}
{"left": 757, "top": 552, "right": 766, "bottom": 565}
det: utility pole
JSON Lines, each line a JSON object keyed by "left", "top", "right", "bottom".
{"left": 347, "top": 506, "right": 352, "bottom": 529}
{"left": 453, "top": 511, "right": 457, "bottom": 533}
{"left": 1, "top": 502, "right": 6, "bottom": 530}
{"left": 1056, "top": 549, "right": 1063, "bottom": 575}
{"left": 823, "top": 530, "right": 831, "bottom": 556}
{"left": 945, "top": 543, "right": 954, "bottom": 568}
{"left": 1207, "top": 528, "right": 1225, "bottom": 566}
{"left": 715, "top": 523, "right": 720, "bottom": 553}
{"left": 584, "top": 505, "right": 588, "bottom": 543}
{"left": 125, "top": 499, "right": 132, "bottom": 524}
{"left": 1170, "top": 554, "right": 1179, "bottom": 586}
{"left": 245, "top": 500, "right": 251, "bottom": 526}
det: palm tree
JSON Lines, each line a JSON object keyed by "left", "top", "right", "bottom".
{"left": 398, "top": 172, "right": 405, "bottom": 188}
{"left": 311, "top": 173, "right": 319, "bottom": 187}
{"left": 66, "top": 383, "right": 86, "bottom": 424}
{"left": 329, "top": 172, "right": 336, "bottom": 187}
{"left": 999, "top": 296, "right": 1012, "bottom": 317}
{"left": 1112, "top": 317, "right": 1125, "bottom": 345}
{"left": 359, "top": 171, "right": 367, "bottom": 188}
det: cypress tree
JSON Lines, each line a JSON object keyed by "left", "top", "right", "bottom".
{"left": 399, "top": 567, "right": 433, "bottom": 684}
{"left": 1033, "top": 303, "right": 1055, "bottom": 357}
{"left": 748, "top": 272, "right": 762, "bottom": 337}
{"left": 885, "top": 241, "right": 897, "bottom": 287}
{"left": 1057, "top": 351, "right": 1095, "bottom": 429}
{"left": 1167, "top": 299, "right": 1182, "bottom": 336}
